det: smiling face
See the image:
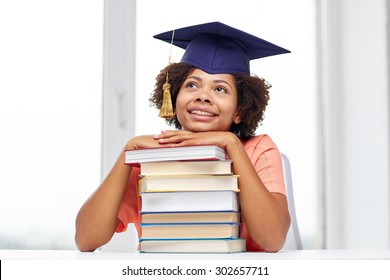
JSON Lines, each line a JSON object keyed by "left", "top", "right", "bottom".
{"left": 175, "top": 68, "right": 241, "bottom": 132}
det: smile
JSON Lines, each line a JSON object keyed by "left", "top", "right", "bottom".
{"left": 189, "top": 110, "right": 216, "bottom": 117}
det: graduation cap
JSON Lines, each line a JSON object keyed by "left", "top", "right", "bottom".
{"left": 153, "top": 21, "right": 290, "bottom": 118}
{"left": 153, "top": 21, "right": 290, "bottom": 75}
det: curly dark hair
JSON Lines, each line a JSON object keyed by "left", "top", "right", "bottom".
{"left": 149, "top": 63, "right": 271, "bottom": 140}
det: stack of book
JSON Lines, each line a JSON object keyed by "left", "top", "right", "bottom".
{"left": 125, "top": 145, "right": 246, "bottom": 253}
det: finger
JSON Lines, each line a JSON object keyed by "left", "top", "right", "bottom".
{"left": 154, "top": 130, "right": 178, "bottom": 139}
{"left": 159, "top": 133, "right": 198, "bottom": 145}
{"left": 157, "top": 130, "right": 192, "bottom": 140}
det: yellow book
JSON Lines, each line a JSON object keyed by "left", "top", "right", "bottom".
{"left": 141, "top": 211, "right": 240, "bottom": 224}
{"left": 139, "top": 238, "right": 246, "bottom": 253}
{"left": 141, "top": 223, "right": 240, "bottom": 239}
{"left": 140, "top": 160, "right": 232, "bottom": 176}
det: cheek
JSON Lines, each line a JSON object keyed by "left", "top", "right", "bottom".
{"left": 174, "top": 95, "right": 185, "bottom": 112}
{"left": 220, "top": 101, "right": 238, "bottom": 116}
{"left": 174, "top": 95, "right": 189, "bottom": 120}
{"left": 226, "top": 106, "right": 240, "bottom": 125}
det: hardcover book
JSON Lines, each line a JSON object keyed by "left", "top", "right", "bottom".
{"left": 140, "top": 223, "right": 240, "bottom": 239}
{"left": 139, "top": 174, "right": 239, "bottom": 192}
{"left": 125, "top": 145, "right": 226, "bottom": 166}
{"left": 139, "top": 238, "right": 246, "bottom": 253}
{"left": 141, "top": 211, "right": 240, "bottom": 224}
{"left": 140, "top": 160, "right": 232, "bottom": 176}
{"left": 140, "top": 191, "right": 239, "bottom": 213}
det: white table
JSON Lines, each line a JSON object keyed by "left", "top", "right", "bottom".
{"left": 2, "top": 250, "right": 390, "bottom": 280}
{"left": 1, "top": 249, "right": 390, "bottom": 259}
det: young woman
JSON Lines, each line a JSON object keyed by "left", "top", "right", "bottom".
{"left": 75, "top": 22, "right": 291, "bottom": 252}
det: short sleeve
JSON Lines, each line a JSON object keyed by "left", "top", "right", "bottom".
{"left": 242, "top": 134, "right": 286, "bottom": 195}
{"left": 241, "top": 134, "right": 287, "bottom": 251}
{"left": 116, "top": 167, "right": 142, "bottom": 237}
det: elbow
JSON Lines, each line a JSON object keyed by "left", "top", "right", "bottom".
{"left": 254, "top": 216, "right": 291, "bottom": 253}
{"left": 75, "top": 229, "right": 108, "bottom": 252}
{"left": 247, "top": 226, "right": 287, "bottom": 252}
{"left": 77, "top": 245, "right": 96, "bottom": 253}
{"left": 262, "top": 240, "right": 285, "bottom": 253}
{"left": 75, "top": 234, "right": 98, "bottom": 252}
{"left": 258, "top": 234, "right": 288, "bottom": 253}
{"left": 74, "top": 217, "right": 115, "bottom": 252}
{"left": 264, "top": 210, "right": 291, "bottom": 252}
{"left": 74, "top": 219, "right": 118, "bottom": 252}
{"left": 75, "top": 239, "right": 105, "bottom": 253}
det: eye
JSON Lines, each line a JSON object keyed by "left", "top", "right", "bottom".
{"left": 215, "top": 86, "right": 227, "bottom": 93}
{"left": 185, "top": 81, "right": 199, "bottom": 89}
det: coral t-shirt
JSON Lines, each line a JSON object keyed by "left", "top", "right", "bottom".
{"left": 116, "top": 134, "right": 286, "bottom": 251}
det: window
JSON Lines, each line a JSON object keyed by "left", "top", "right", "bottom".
{"left": 0, "top": 0, "right": 103, "bottom": 249}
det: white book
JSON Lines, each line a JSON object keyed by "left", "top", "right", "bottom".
{"left": 140, "top": 191, "right": 239, "bottom": 213}
{"left": 139, "top": 174, "right": 239, "bottom": 192}
{"left": 125, "top": 145, "right": 226, "bottom": 166}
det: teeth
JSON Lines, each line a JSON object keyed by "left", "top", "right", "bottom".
{"left": 191, "top": 110, "right": 214, "bottom": 117}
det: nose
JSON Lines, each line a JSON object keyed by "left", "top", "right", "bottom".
{"left": 195, "top": 97, "right": 211, "bottom": 103}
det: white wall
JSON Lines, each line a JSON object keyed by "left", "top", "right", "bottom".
{"left": 322, "top": 0, "right": 390, "bottom": 249}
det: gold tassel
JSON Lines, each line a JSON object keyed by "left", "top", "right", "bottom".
{"left": 159, "top": 29, "right": 175, "bottom": 119}
{"left": 159, "top": 75, "right": 174, "bottom": 118}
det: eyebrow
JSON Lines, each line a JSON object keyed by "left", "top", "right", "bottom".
{"left": 186, "top": 75, "right": 234, "bottom": 90}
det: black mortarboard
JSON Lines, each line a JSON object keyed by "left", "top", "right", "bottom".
{"left": 153, "top": 21, "right": 290, "bottom": 75}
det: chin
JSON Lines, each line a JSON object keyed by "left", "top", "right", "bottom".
{"left": 183, "top": 125, "right": 213, "bottom": 132}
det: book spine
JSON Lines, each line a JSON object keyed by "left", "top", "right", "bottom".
{"left": 136, "top": 151, "right": 245, "bottom": 252}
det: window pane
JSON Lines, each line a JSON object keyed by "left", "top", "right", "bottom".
{"left": 0, "top": 0, "right": 103, "bottom": 249}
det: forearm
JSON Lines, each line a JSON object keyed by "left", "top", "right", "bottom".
{"left": 75, "top": 150, "right": 131, "bottom": 252}
{"left": 240, "top": 186, "right": 290, "bottom": 251}
{"left": 225, "top": 135, "right": 290, "bottom": 252}
{"left": 152, "top": 130, "right": 290, "bottom": 251}
{"left": 75, "top": 135, "right": 164, "bottom": 251}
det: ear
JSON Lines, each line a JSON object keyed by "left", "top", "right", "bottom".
{"left": 233, "top": 112, "right": 241, "bottom": 124}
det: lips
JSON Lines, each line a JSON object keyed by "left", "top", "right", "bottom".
{"left": 190, "top": 109, "right": 216, "bottom": 117}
